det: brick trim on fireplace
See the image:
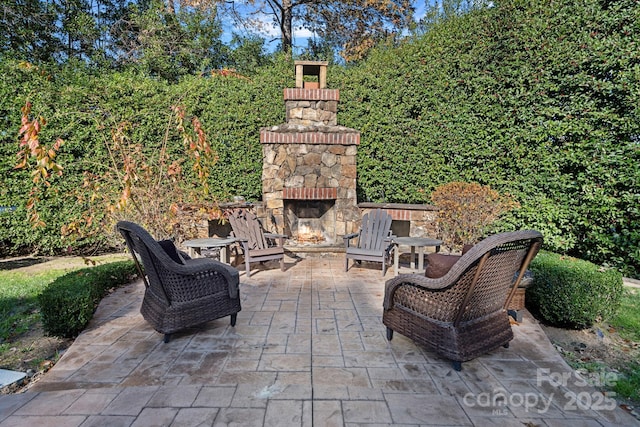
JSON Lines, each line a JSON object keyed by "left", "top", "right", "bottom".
{"left": 383, "top": 209, "right": 412, "bottom": 221}
{"left": 283, "top": 187, "right": 338, "bottom": 200}
{"left": 260, "top": 130, "right": 360, "bottom": 145}
{"left": 283, "top": 88, "right": 339, "bottom": 101}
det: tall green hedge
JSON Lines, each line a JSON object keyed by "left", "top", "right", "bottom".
{"left": 331, "top": 0, "right": 640, "bottom": 276}
{"left": 0, "top": 0, "right": 638, "bottom": 278}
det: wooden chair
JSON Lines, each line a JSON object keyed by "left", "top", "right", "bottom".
{"left": 383, "top": 230, "right": 543, "bottom": 370}
{"left": 116, "top": 221, "right": 241, "bottom": 343}
{"left": 227, "top": 209, "right": 287, "bottom": 277}
{"left": 344, "top": 209, "right": 394, "bottom": 276}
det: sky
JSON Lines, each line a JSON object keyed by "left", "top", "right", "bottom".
{"left": 220, "top": 1, "right": 430, "bottom": 54}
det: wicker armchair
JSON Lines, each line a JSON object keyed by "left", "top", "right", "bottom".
{"left": 383, "top": 230, "right": 543, "bottom": 371}
{"left": 116, "top": 221, "right": 241, "bottom": 343}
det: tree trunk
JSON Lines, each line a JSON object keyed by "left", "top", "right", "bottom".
{"left": 281, "top": 0, "right": 293, "bottom": 55}
{"left": 166, "top": 0, "right": 176, "bottom": 14}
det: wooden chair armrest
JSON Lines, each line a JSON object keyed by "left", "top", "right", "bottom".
{"left": 264, "top": 233, "right": 288, "bottom": 239}
{"left": 343, "top": 232, "right": 360, "bottom": 248}
{"left": 264, "top": 233, "right": 286, "bottom": 247}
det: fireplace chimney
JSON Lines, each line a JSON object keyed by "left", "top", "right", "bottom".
{"left": 260, "top": 61, "right": 361, "bottom": 247}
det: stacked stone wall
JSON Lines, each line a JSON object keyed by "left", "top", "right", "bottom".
{"left": 285, "top": 100, "right": 337, "bottom": 126}
{"left": 261, "top": 141, "right": 360, "bottom": 237}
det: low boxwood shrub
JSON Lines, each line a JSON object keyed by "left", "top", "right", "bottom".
{"left": 39, "top": 260, "right": 138, "bottom": 338}
{"left": 527, "top": 251, "right": 623, "bottom": 329}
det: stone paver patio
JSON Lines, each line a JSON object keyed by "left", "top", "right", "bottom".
{"left": 0, "top": 254, "right": 636, "bottom": 426}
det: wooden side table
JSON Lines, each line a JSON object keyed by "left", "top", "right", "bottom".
{"left": 393, "top": 236, "right": 443, "bottom": 276}
{"left": 182, "top": 237, "right": 236, "bottom": 264}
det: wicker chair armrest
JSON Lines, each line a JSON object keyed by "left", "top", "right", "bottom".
{"left": 383, "top": 230, "right": 544, "bottom": 311}
{"left": 432, "top": 230, "right": 544, "bottom": 282}
{"left": 383, "top": 273, "right": 456, "bottom": 310}
{"left": 117, "top": 221, "right": 241, "bottom": 299}
{"left": 175, "top": 258, "right": 240, "bottom": 299}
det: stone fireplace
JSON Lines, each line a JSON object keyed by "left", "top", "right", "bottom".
{"left": 260, "top": 61, "right": 361, "bottom": 247}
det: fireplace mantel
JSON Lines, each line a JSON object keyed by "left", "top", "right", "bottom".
{"left": 283, "top": 187, "right": 338, "bottom": 200}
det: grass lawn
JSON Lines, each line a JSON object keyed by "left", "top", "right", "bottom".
{"left": 609, "top": 288, "right": 640, "bottom": 403}
{"left": 0, "top": 268, "right": 67, "bottom": 344}
{"left": 611, "top": 288, "right": 640, "bottom": 342}
{"left": 0, "top": 265, "right": 72, "bottom": 378}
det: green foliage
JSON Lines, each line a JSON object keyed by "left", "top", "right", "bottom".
{"left": 1, "top": 1, "right": 60, "bottom": 63}
{"left": 331, "top": 0, "right": 640, "bottom": 277}
{"left": 227, "top": 34, "right": 271, "bottom": 75}
{"left": 1, "top": 0, "right": 639, "bottom": 279}
{"left": 527, "top": 251, "right": 624, "bottom": 329}
{"left": 38, "top": 260, "right": 137, "bottom": 338}
{"left": 118, "top": 1, "right": 228, "bottom": 81}
{"left": 1, "top": 0, "right": 231, "bottom": 70}
{"left": 613, "top": 362, "right": 640, "bottom": 403}
{"left": 413, "top": 0, "right": 491, "bottom": 35}
{"left": 0, "top": 57, "right": 289, "bottom": 254}
{"left": 181, "top": 57, "right": 290, "bottom": 202}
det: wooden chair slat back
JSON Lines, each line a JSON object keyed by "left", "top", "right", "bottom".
{"left": 228, "top": 209, "right": 268, "bottom": 250}
{"left": 359, "top": 209, "right": 392, "bottom": 251}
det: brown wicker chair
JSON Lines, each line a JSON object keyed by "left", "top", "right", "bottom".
{"left": 116, "top": 221, "right": 241, "bottom": 343}
{"left": 383, "top": 230, "right": 543, "bottom": 371}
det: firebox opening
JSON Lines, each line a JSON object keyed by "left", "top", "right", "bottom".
{"left": 284, "top": 199, "right": 336, "bottom": 246}
{"left": 391, "top": 220, "right": 410, "bottom": 238}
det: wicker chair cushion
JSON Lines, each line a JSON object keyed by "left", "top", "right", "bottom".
{"left": 425, "top": 254, "right": 461, "bottom": 278}
{"left": 158, "top": 240, "right": 184, "bottom": 264}
{"left": 425, "top": 244, "right": 474, "bottom": 278}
